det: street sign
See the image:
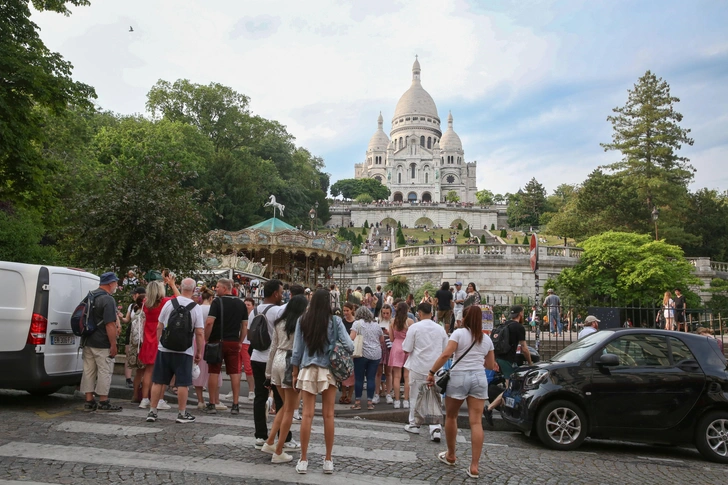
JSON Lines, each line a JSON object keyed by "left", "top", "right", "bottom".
{"left": 530, "top": 234, "right": 538, "bottom": 272}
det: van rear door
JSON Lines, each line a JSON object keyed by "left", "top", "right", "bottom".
{"left": 0, "top": 265, "right": 34, "bottom": 353}
{"left": 45, "top": 270, "right": 83, "bottom": 375}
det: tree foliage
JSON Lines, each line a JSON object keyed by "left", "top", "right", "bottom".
{"left": 445, "top": 190, "right": 460, "bottom": 203}
{"left": 0, "top": 0, "right": 96, "bottom": 207}
{"left": 384, "top": 275, "right": 410, "bottom": 299}
{"left": 330, "top": 178, "right": 390, "bottom": 200}
{"left": 475, "top": 189, "right": 494, "bottom": 205}
{"left": 555, "top": 232, "right": 700, "bottom": 302}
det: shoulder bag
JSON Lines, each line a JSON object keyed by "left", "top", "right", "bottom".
{"left": 204, "top": 297, "right": 224, "bottom": 365}
{"left": 329, "top": 317, "right": 354, "bottom": 381}
{"left": 352, "top": 321, "right": 365, "bottom": 358}
{"left": 435, "top": 338, "right": 477, "bottom": 393}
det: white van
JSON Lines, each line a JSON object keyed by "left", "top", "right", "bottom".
{"left": 0, "top": 261, "right": 99, "bottom": 395}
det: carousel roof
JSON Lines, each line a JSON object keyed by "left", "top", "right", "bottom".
{"left": 246, "top": 217, "right": 297, "bottom": 233}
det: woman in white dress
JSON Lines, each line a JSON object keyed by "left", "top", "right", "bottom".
{"left": 662, "top": 291, "right": 675, "bottom": 330}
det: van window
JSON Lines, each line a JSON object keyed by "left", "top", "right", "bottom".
{"left": 0, "top": 270, "right": 28, "bottom": 310}
{"left": 50, "top": 273, "right": 82, "bottom": 314}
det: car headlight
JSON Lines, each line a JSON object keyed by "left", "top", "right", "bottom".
{"left": 523, "top": 369, "right": 549, "bottom": 390}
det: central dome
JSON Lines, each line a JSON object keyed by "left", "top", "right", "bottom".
{"left": 392, "top": 58, "right": 439, "bottom": 122}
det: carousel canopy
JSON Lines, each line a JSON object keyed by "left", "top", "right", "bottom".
{"left": 247, "top": 217, "right": 296, "bottom": 233}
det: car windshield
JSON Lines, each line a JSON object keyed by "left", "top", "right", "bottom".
{"left": 550, "top": 331, "right": 615, "bottom": 363}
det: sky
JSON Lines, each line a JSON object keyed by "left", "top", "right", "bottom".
{"left": 32, "top": 0, "right": 728, "bottom": 195}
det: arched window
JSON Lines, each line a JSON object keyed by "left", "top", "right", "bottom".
{"left": 427, "top": 137, "right": 432, "bottom": 149}
{"left": 399, "top": 137, "right": 403, "bottom": 149}
{"left": 410, "top": 163, "right": 416, "bottom": 179}
{"left": 425, "top": 172, "right": 429, "bottom": 183}
{"left": 420, "top": 136, "right": 425, "bottom": 147}
{"left": 398, "top": 173, "right": 402, "bottom": 184}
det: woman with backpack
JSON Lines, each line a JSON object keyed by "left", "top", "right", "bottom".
{"left": 120, "top": 287, "right": 146, "bottom": 401}
{"left": 261, "top": 295, "right": 308, "bottom": 463}
{"left": 426, "top": 305, "right": 496, "bottom": 479}
{"left": 291, "top": 289, "right": 353, "bottom": 474}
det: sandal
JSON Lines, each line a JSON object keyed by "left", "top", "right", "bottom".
{"left": 466, "top": 467, "right": 479, "bottom": 479}
{"left": 437, "top": 451, "right": 456, "bottom": 467}
{"left": 367, "top": 401, "right": 375, "bottom": 410}
{"left": 342, "top": 397, "right": 351, "bottom": 404}
{"left": 350, "top": 402, "right": 361, "bottom": 410}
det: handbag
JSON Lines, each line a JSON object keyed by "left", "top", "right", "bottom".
{"left": 282, "top": 349, "right": 293, "bottom": 387}
{"left": 329, "top": 317, "right": 354, "bottom": 381}
{"left": 352, "top": 322, "right": 365, "bottom": 358}
{"left": 204, "top": 298, "right": 224, "bottom": 365}
{"left": 435, "top": 339, "right": 477, "bottom": 393}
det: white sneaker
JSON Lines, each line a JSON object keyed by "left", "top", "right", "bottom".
{"left": 254, "top": 438, "right": 266, "bottom": 450}
{"left": 431, "top": 428, "right": 442, "bottom": 442}
{"left": 293, "top": 409, "right": 302, "bottom": 420}
{"left": 271, "top": 452, "right": 293, "bottom": 463}
{"left": 372, "top": 394, "right": 380, "bottom": 404}
{"left": 197, "top": 402, "right": 206, "bottom": 410}
{"left": 157, "top": 399, "right": 171, "bottom": 410}
{"left": 403, "top": 400, "right": 410, "bottom": 409}
{"left": 296, "top": 459, "right": 308, "bottom": 474}
{"left": 283, "top": 439, "right": 300, "bottom": 451}
{"left": 223, "top": 392, "right": 233, "bottom": 401}
{"left": 215, "top": 403, "right": 228, "bottom": 411}
{"left": 386, "top": 394, "right": 393, "bottom": 404}
{"left": 138, "top": 398, "right": 150, "bottom": 409}
{"left": 393, "top": 400, "right": 401, "bottom": 409}
{"left": 260, "top": 442, "right": 276, "bottom": 454}
{"left": 248, "top": 391, "right": 255, "bottom": 400}
{"left": 403, "top": 424, "right": 420, "bottom": 434}
{"left": 323, "top": 459, "right": 334, "bottom": 474}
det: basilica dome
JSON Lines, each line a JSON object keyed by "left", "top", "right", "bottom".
{"left": 368, "top": 112, "right": 390, "bottom": 151}
{"left": 392, "top": 58, "right": 440, "bottom": 122}
{"left": 439, "top": 112, "right": 463, "bottom": 151}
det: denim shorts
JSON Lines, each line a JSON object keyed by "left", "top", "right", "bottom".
{"left": 446, "top": 371, "right": 488, "bottom": 400}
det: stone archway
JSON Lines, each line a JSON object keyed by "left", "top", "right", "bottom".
{"left": 393, "top": 192, "right": 403, "bottom": 202}
{"left": 415, "top": 217, "right": 434, "bottom": 227}
{"left": 380, "top": 217, "right": 397, "bottom": 229}
{"left": 421, "top": 192, "right": 432, "bottom": 202}
{"left": 407, "top": 192, "right": 417, "bottom": 202}
{"left": 451, "top": 218, "right": 468, "bottom": 229}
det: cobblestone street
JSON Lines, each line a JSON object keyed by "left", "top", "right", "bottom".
{"left": 0, "top": 390, "right": 726, "bottom": 484}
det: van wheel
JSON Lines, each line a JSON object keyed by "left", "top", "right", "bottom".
{"left": 695, "top": 411, "right": 728, "bottom": 464}
{"left": 536, "top": 400, "right": 587, "bottom": 451}
{"left": 27, "top": 388, "right": 60, "bottom": 397}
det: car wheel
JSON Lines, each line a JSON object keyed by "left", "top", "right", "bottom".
{"left": 695, "top": 411, "right": 728, "bottom": 464}
{"left": 536, "top": 400, "right": 587, "bottom": 451}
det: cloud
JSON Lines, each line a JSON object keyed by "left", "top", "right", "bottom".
{"left": 229, "top": 15, "right": 281, "bottom": 40}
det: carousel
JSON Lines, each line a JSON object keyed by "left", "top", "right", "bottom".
{"left": 205, "top": 199, "right": 351, "bottom": 288}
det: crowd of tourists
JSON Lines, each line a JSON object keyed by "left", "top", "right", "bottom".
{"left": 78, "top": 270, "right": 548, "bottom": 479}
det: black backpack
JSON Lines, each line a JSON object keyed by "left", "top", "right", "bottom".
{"left": 71, "top": 290, "right": 101, "bottom": 337}
{"left": 248, "top": 304, "right": 274, "bottom": 351}
{"left": 375, "top": 292, "right": 383, "bottom": 310}
{"left": 491, "top": 321, "right": 513, "bottom": 357}
{"left": 161, "top": 299, "right": 198, "bottom": 351}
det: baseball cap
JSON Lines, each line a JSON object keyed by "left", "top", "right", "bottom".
{"left": 584, "top": 315, "right": 600, "bottom": 324}
{"left": 455, "top": 282, "right": 462, "bottom": 286}
{"left": 508, "top": 305, "right": 524, "bottom": 318}
{"left": 133, "top": 286, "right": 146, "bottom": 295}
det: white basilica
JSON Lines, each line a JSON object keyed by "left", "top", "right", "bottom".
{"left": 354, "top": 57, "right": 478, "bottom": 203}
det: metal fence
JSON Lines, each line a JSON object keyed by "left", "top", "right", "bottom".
{"left": 480, "top": 294, "right": 727, "bottom": 359}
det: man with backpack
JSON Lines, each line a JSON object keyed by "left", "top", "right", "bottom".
{"left": 484, "top": 305, "right": 532, "bottom": 425}
{"left": 146, "top": 278, "right": 204, "bottom": 424}
{"left": 80, "top": 272, "right": 124, "bottom": 412}
{"left": 204, "top": 278, "right": 248, "bottom": 415}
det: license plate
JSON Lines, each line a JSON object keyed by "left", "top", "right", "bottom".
{"left": 51, "top": 335, "right": 75, "bottom": 345}
{"left": 505, "top": 397, "right": 515, "bottom": 408}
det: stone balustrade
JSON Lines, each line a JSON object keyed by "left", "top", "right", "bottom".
{"left": 387, "top": 244, "right": 583, "bottom": 260}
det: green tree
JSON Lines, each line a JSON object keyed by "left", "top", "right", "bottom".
{"left": 601, "top": 71, "right": 695, "bottom": 242}
{"left": 490, "top": 223, "right": 495, "bottom": 230}
{"left": 457, "top": 222, "right": 463, "bottom": 230}
{"left": 520, "top": 178, "right": 547, "bottom": 227}
{"left": 414, "top": 281, "right": 437, "bottom": 302}
{"left": 355, "top": 193, "right": 373, "bottom": 204}
{"left": 522, "top": 235, "right": 529, "bottom": 245}
{"left": 463, "top": 226, "right": 470, "bottom": 238}
{"left": 330, "top": 178, "right": 389, "bottom": 200}
{"left": 1, "top": 0, "right": 96, "bottom": 207}
{"left": 0, "top": 207, "right": 57, "bottom": 264}
{"left": 364, "top": 220, "right": 369, "bottom": 229}
{"left": 556, "top": 231, "right": 700, "bottom": 302}
{"left": 475, "top": 189, "right": 494, "bottom": 205}
{"left": 63, "top": 158, "right": 208, "bottom": 272}
{"left": 445, "top": 190, "right": 460, "bottom": 203}
{"left": 480, "top": 234, "right": 486, "bottom": 244}
{"left": 682, "top": 189, "right": 728, "bottom": 261}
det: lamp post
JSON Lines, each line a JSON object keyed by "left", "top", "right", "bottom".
{"left": 309, "top": 201, "right": 318, "bottom": 233}
{"left": 652, "top": 207, "right": 659, "bottom": 241}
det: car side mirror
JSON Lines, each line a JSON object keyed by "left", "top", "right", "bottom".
{"left": 596, "top": 353, "right": 619, "bottom": 366}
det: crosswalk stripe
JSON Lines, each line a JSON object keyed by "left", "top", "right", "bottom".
{"left": 0, "top": 480, "right": 54, "bottom": 485}
{"left": 0, "top": 442, "right": 428, "bottom": 485}
{"left": 56, "top": 421, "right": 163, "bottom": 436}
{"left": 118, "top": 409, "right": 412, "bottom": 441}
{"left": 205, "top": 434, "right": 418, "bottom": 463}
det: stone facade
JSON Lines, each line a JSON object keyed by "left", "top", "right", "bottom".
{"left": 354, "top": 57, "right": 477, "bottom": 204}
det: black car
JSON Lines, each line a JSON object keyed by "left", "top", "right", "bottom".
{"left": 500, "top": 328, "right": 728, "bottom": 463}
